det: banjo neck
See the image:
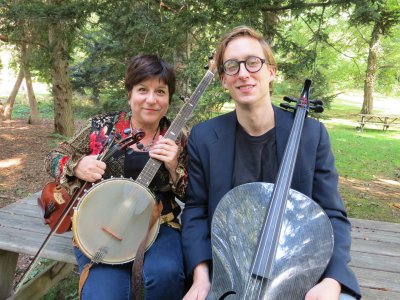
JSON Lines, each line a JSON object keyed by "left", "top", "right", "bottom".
{"left": 135, "top": 67, "right": 216, "bottom": 188}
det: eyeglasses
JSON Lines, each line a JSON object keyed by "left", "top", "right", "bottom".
{"left": 221, "top": 56, "right": 266, "bottom": 76}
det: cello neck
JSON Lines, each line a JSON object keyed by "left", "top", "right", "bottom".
{"left": 251, "top": 79, "right": 312, "bottom": 279}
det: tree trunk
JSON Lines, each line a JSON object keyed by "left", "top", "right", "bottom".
{"left": 3, "top": 68, "right": 24, "bottom": 120}
{"left": 21, "top": 43, "right": 40, "bottom": 124}
{"left": 48, "top": 1, "right": 75, "bottom": 136}
{"left": 0, "top": 102, "right": 4, "bottom": 121}
{"left": 90, "top": 88, "right": 100, "bottom": 105}
{"left": 361, "top": 23, "right": 380, "bottom": 114}
{"left": 262, "top": 2, "right": 279, "bottom": 47}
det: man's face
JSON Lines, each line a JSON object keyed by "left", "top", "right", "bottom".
{"left": 221, "top": 36, "right": 275, "bottom": 108}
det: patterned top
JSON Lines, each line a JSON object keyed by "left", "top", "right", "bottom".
{"left": 44, "top": 111, "right": 188, "bottom": 229}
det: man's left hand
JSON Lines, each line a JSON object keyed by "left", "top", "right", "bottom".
{"left": 305, "top": 278, "right": 341, "bottom": 300}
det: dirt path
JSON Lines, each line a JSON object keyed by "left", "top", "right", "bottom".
{"left": 0, "top": 119, "right": 54, "bottom": 208}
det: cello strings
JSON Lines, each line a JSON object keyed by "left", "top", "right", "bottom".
{"left": 243, "top": 188, "right": 275, "bottom": 299}
{"left": 244, "top": 107, "right": 306, "bottom": 299}
{"left": 260, "top": 110, "right": 305, "bottom": 299}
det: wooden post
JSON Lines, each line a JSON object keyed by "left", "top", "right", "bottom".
{"left": 0, "top": 250, "right": 19, "bottom": 300}
{"left": 13, "top": 262, "right": 75, "bottom": 300}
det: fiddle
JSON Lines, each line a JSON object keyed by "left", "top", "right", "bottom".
{"left": 37, "top": 127, "right": 144, "bottom": 234}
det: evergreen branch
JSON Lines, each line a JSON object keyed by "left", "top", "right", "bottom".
{"left": 261, "top": 0, "right": 337, "bottom": 12}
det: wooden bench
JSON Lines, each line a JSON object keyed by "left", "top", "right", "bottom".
{"left": 358, "top": 114, "right": 400, "bottom": 131}
{"left": 0, "top": 194, "right": 399, "bottom": 300}
{"left": 0, "top": 193, "right": 75, "bottom": 300}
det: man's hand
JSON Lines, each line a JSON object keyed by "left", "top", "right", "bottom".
{"left": 305, "top": 278, "right": 341, "bottom": 300}
{"left": 183, "top": 262, "right": 211, "bottom": 300}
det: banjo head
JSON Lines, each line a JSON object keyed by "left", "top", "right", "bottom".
{"left": 72, "top": 178, "right": 160, "bottom": 264}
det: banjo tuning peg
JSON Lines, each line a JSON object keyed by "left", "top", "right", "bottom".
{"left": 179, "top": 96, "right": 189, "bottom": 102}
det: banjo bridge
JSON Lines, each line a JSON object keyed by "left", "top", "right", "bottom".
{"left": 102, "top": 226, "right": 123, "bottom": 241}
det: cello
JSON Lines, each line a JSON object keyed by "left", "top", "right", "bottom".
{"left": 209, "top": 79, "right": 333, "bottom": 299}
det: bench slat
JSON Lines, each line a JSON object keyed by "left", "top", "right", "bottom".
{"left": 350, "top": 250, "right": 400, "bottom": 273}
{"left": 0, "top": 226, "right": 74, "bottom": 264}
{"left": 360, "top": 287, "right": 400, "bottom": 300}
{"left": 351, "top": 228, "right": 400, "bottom": 244}
{"left": 351, "top": 218, "right": 400, "bottom": 233}
{"left": 351, "top": 238, "right": 399, "bottom": 257}
{"left": 352, "top": 266, "right": 400, "bottom": 293}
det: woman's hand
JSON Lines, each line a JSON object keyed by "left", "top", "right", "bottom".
{"left": 149, "top": 136, "right": 181, "bottom": 182}
{"left": 73, "top": 155, "right": 106, "bottom": 182}
{"left": 305, "top": 278, "right": 341, "bottom": 300}
{"left": 183, "top": 262, "right": 211, "bottom": 300}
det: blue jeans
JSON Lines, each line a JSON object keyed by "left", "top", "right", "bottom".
{"left": 340, "top": 293, "right": 357, "bottom": 300}
{"left": 74, "top": 225, "right": 185, "bottom": 300}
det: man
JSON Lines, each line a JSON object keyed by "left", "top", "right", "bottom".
{"left": 181, "top": 25, "right": 361, "bottom": 300}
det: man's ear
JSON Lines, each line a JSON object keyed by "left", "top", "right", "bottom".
{"left": 221, "top": 75, "right": 228, "bottom": 89}
{"left": 268, "top": 66, "right": 276, "bottom": 82}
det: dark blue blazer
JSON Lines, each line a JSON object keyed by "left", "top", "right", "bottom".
{"left": 181, "top": 105, "right": 361, "bottom": 298}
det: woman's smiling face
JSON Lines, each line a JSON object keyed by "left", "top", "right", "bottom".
{"left": 128, "top": 76, "right": 169, "bottom": 129}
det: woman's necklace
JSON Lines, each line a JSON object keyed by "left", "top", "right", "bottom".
{"left": 131, "top": 121, "right": 159, "bottom": 152}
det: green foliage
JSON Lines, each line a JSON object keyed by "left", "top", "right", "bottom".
{"left": 376, "top": 23, "right": 400, "bottom": 95}
{"left": 41, "top": 270, "right": 79, "bottom": 300}
{"left": 351, "top": 0, "right": 400, "bottom": 35}
{"left": 1, "top": 0, "right": 400, "bottom": 122}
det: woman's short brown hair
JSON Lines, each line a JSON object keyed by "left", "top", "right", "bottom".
{"left": 124, "top": 54, "right": 176, "bottom": 103}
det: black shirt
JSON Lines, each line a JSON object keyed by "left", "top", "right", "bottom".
{"left": 232, "top": 123, "right": 278, "bottom": 188}
{"left": 124, "top": 150, "right": 149, "bottom": 180}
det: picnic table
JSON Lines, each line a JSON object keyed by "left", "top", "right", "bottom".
{"left": 358, "top": 114, "right": 400, "bottom": 131}
{"left": 0, "top": 193, "right": 399, "bottom": 299}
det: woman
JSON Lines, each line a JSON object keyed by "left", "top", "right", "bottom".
{"left": 45, "top": 54, "right": 187, "bottom": 300}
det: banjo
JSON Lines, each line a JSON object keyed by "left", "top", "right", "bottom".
{"left": 72, "top": 57, "right": 217, "bottom": 265}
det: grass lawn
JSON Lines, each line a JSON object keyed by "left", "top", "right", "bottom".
{"left": 268, "top": 90, "right": 399, "bottom": 222}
